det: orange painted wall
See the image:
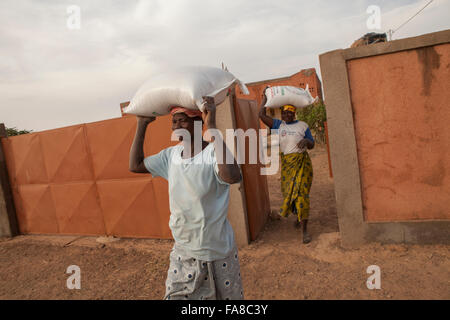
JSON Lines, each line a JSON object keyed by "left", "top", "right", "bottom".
{"left": 233, "top": 97, "right": 271, "bottom": 240}
{"left": 1, "top": 115, "right": 176, "bottom": 238}
{"left": 347, "top": 43, "right": 450, "bottom": 222}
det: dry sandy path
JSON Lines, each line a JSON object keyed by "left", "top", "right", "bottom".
{"left": 1, "top": 146, "right": 448, "bottom": 299}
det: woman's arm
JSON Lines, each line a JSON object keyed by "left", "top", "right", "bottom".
{"left": 258, "top": 87, "right": 274, "bottom": 128}
{"left": 297, "top": 128, "right": 315, "bottom": 150}
{"left": 297, "top": 138, "right": 315, "bottom": 150}
{"left": 202, "top": 97, "right": 241, "bottom": 184}
{"left": 259, "top": 105, "right": 274, "bottom": 129}
{"left": 129, "top": 116, "right": 156, "bottom": 173}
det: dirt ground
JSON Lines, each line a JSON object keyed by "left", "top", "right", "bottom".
{"left": 0, "top": 146, "right": 448, "bottom": 300}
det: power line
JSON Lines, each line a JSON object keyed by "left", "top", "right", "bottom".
{"left": 390, "top": 0, "right": 435, "bottom": 37}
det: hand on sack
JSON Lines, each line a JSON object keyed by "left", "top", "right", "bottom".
{"left": 202, "top": 96, "right": 217, "bottom": 128}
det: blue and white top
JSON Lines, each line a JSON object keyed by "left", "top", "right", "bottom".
{"left": 272, "top": 119, "right": 314, "bottom": 155}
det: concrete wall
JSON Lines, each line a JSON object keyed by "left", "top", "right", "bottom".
{"left": 348, "top": 43, "right": 450, "bottom": 222}
{"left": 0, "top": 94, "right": 252, "bottom": 246}
{"left": 319, "top": 30, "right": 450, "bottom": 246}
{"left": 0, "top": 124, "right": 19, "bottom": 237}
{"left": 0, "top": 116, "right": 176, "bottom": 239}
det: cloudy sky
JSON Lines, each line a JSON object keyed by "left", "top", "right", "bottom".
{"left": 1, "top": 0, "right": 449, "bottom": 131}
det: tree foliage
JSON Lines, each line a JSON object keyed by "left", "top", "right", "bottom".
{"left": 296, "top": 101, "right": 327, "bottom": 144}
{"left": 5, "top": 127, "right": 32, "bottom": 137}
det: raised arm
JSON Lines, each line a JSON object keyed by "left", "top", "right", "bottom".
{"left": 258, "top": 87, "right": 274, "bottom": 129}
{"left": 129, "top": 116, "right": 156, "bottom": 173}
{"left": 202, "top": 96, "right": 241, "bottom": 184}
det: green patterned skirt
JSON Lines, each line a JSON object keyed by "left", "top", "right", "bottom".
{"left": 279, "top": 151, "right": 313, "bottom": 221}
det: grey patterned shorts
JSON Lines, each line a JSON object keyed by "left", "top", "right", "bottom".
{"left": 164, "top": 245, "right": 244, "bottom": 300}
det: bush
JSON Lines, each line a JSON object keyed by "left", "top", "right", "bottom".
{"left": 296, "top": 101, "right": 327, "bottom": 144}
{"left": 6, "top": 127, "right": 32, "bottom": 137}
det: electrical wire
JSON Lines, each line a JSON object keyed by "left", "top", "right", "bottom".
{"left": 392, "top": 0, "right": 435, "bottom": 33}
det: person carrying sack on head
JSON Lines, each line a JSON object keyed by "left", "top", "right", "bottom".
{"left": 129, "top": 96, "right": 244, "bottom": 300}
{"left": 259, "top": 88, "right": 314, "bottom": 244}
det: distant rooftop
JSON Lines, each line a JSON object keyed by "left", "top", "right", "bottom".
{"left": 245, "top": 68, "right": 318, "bottom": 86}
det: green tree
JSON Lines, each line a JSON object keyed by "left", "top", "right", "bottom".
{"left": 296, "top": 101, "right": 327, "bottom": 144}
{"left": 5, "top": 127, "right": 33, "bottom": 137}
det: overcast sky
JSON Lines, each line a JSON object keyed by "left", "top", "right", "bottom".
{"left": 1, "top": 0, "right": 449, "bottom": 131}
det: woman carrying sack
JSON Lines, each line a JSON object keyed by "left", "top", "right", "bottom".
{"left": 259, "top": 88, "right": 314, "bottom": 244}
{"left": 129, "top": 97, "right": 244, "bottom": 300}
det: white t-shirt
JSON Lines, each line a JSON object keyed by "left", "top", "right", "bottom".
{"left": 144, "top": 143, "right": 236, "bottom": 261}
{"left": 273, "top": 120, "right": 310, "bottom": 154}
